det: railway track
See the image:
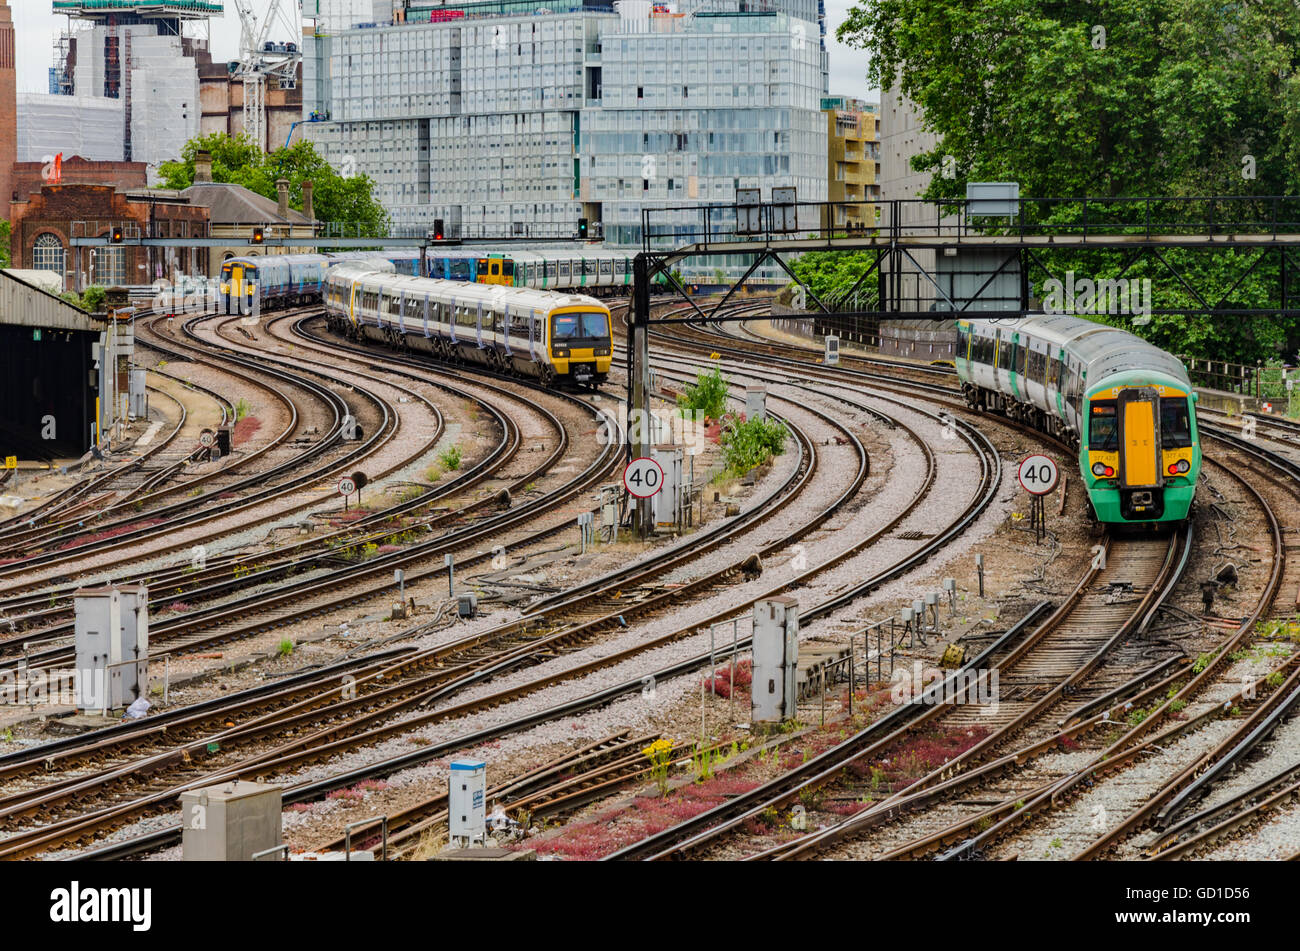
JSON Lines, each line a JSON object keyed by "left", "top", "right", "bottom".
{"left": 0, "top": 295, "right": 1008, "bottom": 859}
{"left": 0, "top": 304, "right": 852, "bottom": 852}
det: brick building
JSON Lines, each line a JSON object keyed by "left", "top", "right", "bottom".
{"left": 0, "top": 0, "right": 16, "bottom": 209}
{"left": 10, "top": 156, "right": 149, "bottom": 205}
{"left": 8, "top": 182, "right": 210, "bottom": 291}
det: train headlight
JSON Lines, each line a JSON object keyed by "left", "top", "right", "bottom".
{"left": 1091, "top": 462, "right": 1107, "bottom": 477}
{"left": 1176, "top": 459, "right": 1190, "bottom": 473}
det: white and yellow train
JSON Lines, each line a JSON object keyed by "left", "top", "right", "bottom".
{"left": 323, "top": 262, "right": 613, "bottom": 388}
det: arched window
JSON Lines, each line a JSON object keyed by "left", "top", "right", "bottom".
{"left": 33, "top": 233, "right": 65, "bottom": 274}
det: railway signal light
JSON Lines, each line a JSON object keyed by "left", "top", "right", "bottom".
{"left": 578, "top": 217, "right": 589, "bottom": 239}
{"left": 433, "top": 218, "right": 445, "bottom": 241}
{"left": 110, "top": 227, "right": 124, "bottom": 244}
{"left": 251, "top": 227, "right": 265, "bottom": 245}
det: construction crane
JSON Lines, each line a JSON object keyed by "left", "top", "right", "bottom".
{"left": 232, "top": 0, "right": 302, "bottom": 151}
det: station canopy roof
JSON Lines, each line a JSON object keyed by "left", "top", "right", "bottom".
{"left": 0, "top": 270, "right": 104, "bottom": 334}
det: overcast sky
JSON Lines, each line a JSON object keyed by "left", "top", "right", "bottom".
{"left": 11, "top": 1, "right": 876, "bottom": 101}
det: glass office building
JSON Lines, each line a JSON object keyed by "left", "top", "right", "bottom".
{"left": 304, "top": 0, "right": 828, "bottom": 261}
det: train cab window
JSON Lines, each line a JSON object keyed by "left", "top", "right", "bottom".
{"left": 429, "top": 260, "right": 445, "bottom": 279}
{"left": 552, "top": 311, "right": 610, "bottom": 341}
{"left": 450, "top": 260, "right": 471, "bottom": 280}
{"left": 1088, "top": 401, "right": 1119, "bottom": 450}
{"left": 1160, "top": 397, "right": 1193, "bottom": 448}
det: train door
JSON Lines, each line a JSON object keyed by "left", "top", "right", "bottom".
{"left": 502, "top": 307, "right": 513, "bottom": 357}
{"left": 475, "top": 301, "right": 484, "bottom": 348}
{"left": 1118, "top": 388, "right": 1161, "bottom": 488}
{"left": 528, "top": 309, "right": 538, "bottom": 361}
{"left": 1007, "top": 332, "right": 1021, "bottom": 400}
{"left": 422, "top": 296, "right": 431, "bottom": 337}
{"left": 230, "top": 262, "right": 245, "bottom": 313}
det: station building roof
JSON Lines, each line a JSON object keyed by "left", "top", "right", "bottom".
{"left": 181, "top": 181, "right": 314, "bottom": 226}
{"left": 0, "top": 269, "right": 103, "bottom": 333}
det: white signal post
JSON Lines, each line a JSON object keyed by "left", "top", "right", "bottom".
{"left": 1017, "top": 454, "right": 1059, "bottom": 544}
{"left": 624, "top": 457, "right": 665, "bottom": 500}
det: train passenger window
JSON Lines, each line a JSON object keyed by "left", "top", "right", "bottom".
{"left": 546, "top": 262, "right": 557, "bottom": 280}
{"left": 996, "top": 338, "right": 1011, "bottom": 369}
{"left": 1088, "top": 401, "right": 1119, "bottom": 451}
{"left": 582, "top": 260, "right": 594, "bottom": 276}
{"left": 559, "top": 261, "right": 571, "bottom": 279}
{"left": 1019, "top": 343, "right": 1029, "bottom": 377}
{"left": 503, "top": 260, "right": 515, "bottom": 277}
{"left": 1160, "top": 397, "right": 1193, "bottom": 448}
{"left": 1029, "top": 349, "right": 1046, "bottom": 382}
{"left": 600, "top": 260, "right": 612, "bottom": 276}
{"left": 1048, "top": 357, "right": 1061, "bottom": 389}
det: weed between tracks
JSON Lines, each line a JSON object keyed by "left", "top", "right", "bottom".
{"left": 523, "top": 679, "right": 921, "bottom": 860}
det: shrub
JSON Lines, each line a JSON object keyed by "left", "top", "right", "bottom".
{"left": 721, "top": 414, "right": 788, "bottom": 476}
{"left": 277, "top": 638, "right": 294, "bottom": 657}
{"left": 438, "top": 444, "right": 462, "bottom": 471}
{"left": 677, "top": 367, "right": 729, "bottom": 420}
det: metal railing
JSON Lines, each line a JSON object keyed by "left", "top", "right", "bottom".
{"left": 641, "top": 195, "right": 1300, "bottom": 251}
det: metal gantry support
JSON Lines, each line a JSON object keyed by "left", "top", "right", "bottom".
{"left": 629, "top": 253, "right": 654, "bottom": 534}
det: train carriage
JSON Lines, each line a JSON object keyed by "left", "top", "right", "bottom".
{"left": 323, "top": 263, "right": 611, "bottom": 388}
{"left": 956, "top": 316, "right": 1200, "bottom": 525}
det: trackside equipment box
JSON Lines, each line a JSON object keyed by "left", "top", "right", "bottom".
{"left": 449, "top": 758, "right": 486, "bottom": 843}
{"left": 180, "top": 780, "right": 282, "bottom": 861}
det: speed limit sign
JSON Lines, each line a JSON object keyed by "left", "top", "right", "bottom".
{"left": 623, "top": 457, "right": 665, "bottom": 499}
{"left": 199, "top": 429, "right": 215, "bottom": 448}
{"left": 1017, "top": 454, "right": 1059, "bottom": 496}
{"left": 338, "top": 476, "right": 358, "bottom": 496}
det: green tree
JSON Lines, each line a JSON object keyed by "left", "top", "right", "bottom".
{"left": 0, "top": 220, "right": 10, "bottom": 269}
{"left": 59, "top": 286, "right": 107, "bottom": 312}
{"left": 837, "top": 0, "right": 1300, "bottom": 362}
{"left": 159, "top": 132, "right": 391, "bottom": 235}
{"left": 789, "top": 251, "right": 879, "bottom": 308}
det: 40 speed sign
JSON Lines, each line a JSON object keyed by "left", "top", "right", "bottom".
{"left": 623, "top": 457, "right": 665, "bottom": 498}
{"left": 1017, "top": 454, "right": 1059, "bottom": 496}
